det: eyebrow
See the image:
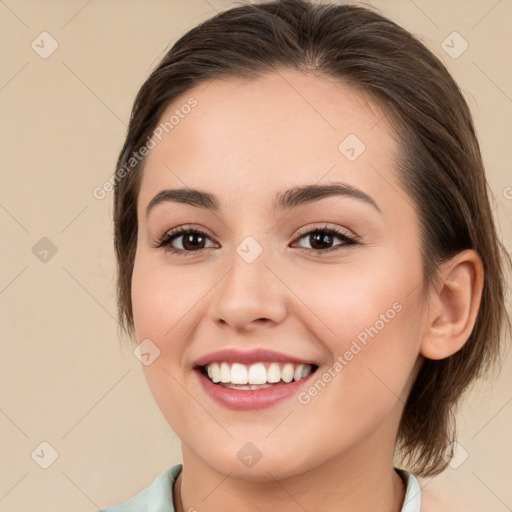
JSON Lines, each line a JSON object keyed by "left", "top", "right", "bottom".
{"left": 145, "top": 182, "right": 382, "bottom": 217}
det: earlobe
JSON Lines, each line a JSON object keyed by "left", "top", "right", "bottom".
{"left": 420, "top": 249, "right": 484, "bottom": 360}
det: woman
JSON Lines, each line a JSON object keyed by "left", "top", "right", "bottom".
{"left": 100, "top": 0, "right": 511, "bottom": 510}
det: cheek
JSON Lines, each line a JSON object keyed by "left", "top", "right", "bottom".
{"left": 288, "top": 258, "right": 416, "bottom": 346}
{"left": 131, "top": 255, "right": 202, "bottom": 341}
{"left": 293, "top": 260, "right": 423, "bottom": 402}
{"left": 131, "top": 257, "right": 205, "bottom": 435}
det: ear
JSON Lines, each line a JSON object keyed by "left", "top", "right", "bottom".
{"left": 420, "top": 249, "right": 484, "bottom": 360}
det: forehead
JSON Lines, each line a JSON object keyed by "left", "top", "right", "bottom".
{"left": 138, "top": 68, "right": 401, "bottom": 212}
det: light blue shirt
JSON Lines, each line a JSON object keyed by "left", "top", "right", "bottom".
{"left": 98, "top": 464, "right": 421, "bottom": 511}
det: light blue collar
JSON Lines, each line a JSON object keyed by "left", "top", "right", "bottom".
{"left": 396, "top": 468, "right": 422, "bottom": 512}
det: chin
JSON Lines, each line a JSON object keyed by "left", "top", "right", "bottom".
{"left": 192, "top": 441, "right": 322, "bottom": 483}
{"left": 208, "top": 457, "right": 306, "bottom": 482}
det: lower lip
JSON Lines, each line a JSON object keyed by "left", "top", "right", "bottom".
{"left": 195, "top": 369, "right": 316, "bottom": 411}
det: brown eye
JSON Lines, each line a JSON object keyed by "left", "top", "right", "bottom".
{"left": 154, "top": 228, "right": 217, "bottom": 255}
{"left": 293, "top": 226, "right": 358, "bottom": 254}
{"left": 179, "top": 232, "right": 208, "bottom": 250}
{"left": 307, "top": 231, "right": 336, "bottom": 250}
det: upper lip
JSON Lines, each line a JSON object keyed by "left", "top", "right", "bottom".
{"left": 194, "top": 348, "right": 318, "bottom": 367}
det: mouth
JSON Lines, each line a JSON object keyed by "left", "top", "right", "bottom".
{"left": 193, "top": 348, "right": 320, "bottom": 410}
{"left": 198, "top": 361, "right": 318, "bottom": 390}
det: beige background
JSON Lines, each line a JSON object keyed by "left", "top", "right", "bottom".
{"left": 0, "top": 0, "right": 511, "bottom": 510}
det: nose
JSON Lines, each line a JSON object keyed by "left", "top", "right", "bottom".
{"left": 209, "top": 246, "right": 289, "bottom": 333}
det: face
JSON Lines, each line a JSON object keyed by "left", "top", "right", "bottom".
{"left": 131, "top": 69, "right": 427, "bottom": 481}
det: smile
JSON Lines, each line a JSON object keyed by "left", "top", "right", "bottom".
{"left": 202, "top": 362, "right": 315, "bottom": 389}
{"left": 193, "top": 348, "right": 319, "bottom": 410}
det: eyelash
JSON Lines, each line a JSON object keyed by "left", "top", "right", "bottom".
{"left": 152, "top": 224, "right": 359, "bottom": 256}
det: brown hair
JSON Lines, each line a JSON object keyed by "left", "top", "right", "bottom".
{"left": 112, "top": 0, "right": 511, "bottom": 476}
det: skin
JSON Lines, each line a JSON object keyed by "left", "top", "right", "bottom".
{"left": 131, "top": 68, "right": 483, "bottom": 512}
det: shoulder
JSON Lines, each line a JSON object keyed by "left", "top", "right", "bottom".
{"left": 396, "top": 468, "right": 422, "bottom": 512}
{"left": 97, "top": 464, "right": 182, "bottom": 512}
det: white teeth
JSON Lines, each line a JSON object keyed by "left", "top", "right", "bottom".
{"left": 301, "top": 365, "right": 312, "bottom": 378}
{"left": 203, "top": 361, "right": 314, "bottom": 386}
{"left": 281, "top": 363, "right": 294, "bottom": 383}
{"left": 267, "top": 362, "right": 281, "bottom": 383}
{"left": 248, "top": 363, "right": 267, "bottom": 385}
{"left": 231, "top": 363, "right": 248, "bottom": 384}
{"left": 220, "top": 362, "right": 231, "bottom": 383}
{"left": 209, "top": 363, "right": 221, "bottom": 383}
